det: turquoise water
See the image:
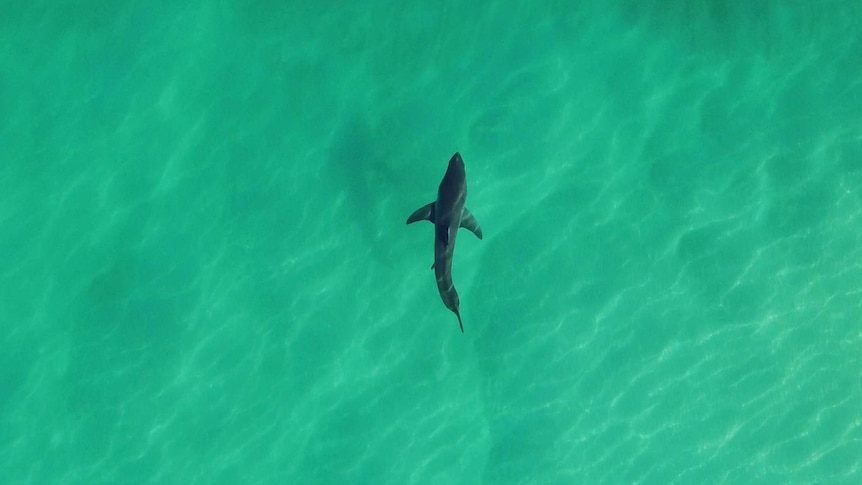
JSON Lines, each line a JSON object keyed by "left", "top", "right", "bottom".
{"left": 2, "top": 2, "right": 861, "bottom": 483}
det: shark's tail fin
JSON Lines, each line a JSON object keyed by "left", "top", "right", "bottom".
{"left": 456, "top": 311, "right": 464, "bottom": 333}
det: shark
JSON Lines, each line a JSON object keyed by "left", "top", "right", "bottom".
{"left": 407, "top": 152, "right": 483, "bottom": 332}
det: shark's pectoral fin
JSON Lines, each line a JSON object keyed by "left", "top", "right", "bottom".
{"left": 460, "top": 208, "right": 483, "bottom": 239}
{"left": 407, "top": 202, "right": 436, "bottom": 225}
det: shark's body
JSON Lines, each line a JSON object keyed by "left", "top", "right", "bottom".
{"left": 407, "top": 152, "right": 483, "bottom": 332}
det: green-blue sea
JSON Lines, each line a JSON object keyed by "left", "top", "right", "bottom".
{"left": 2, "top": 2, "right": 861, "bottom": 484}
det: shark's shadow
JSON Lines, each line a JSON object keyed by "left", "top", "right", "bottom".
{"left": 326, "top": 114, "right": 409, "bottom": 265}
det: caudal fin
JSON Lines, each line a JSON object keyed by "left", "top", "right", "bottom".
{"left": 456, "top": 311, "right": 464, "bottom": 333}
